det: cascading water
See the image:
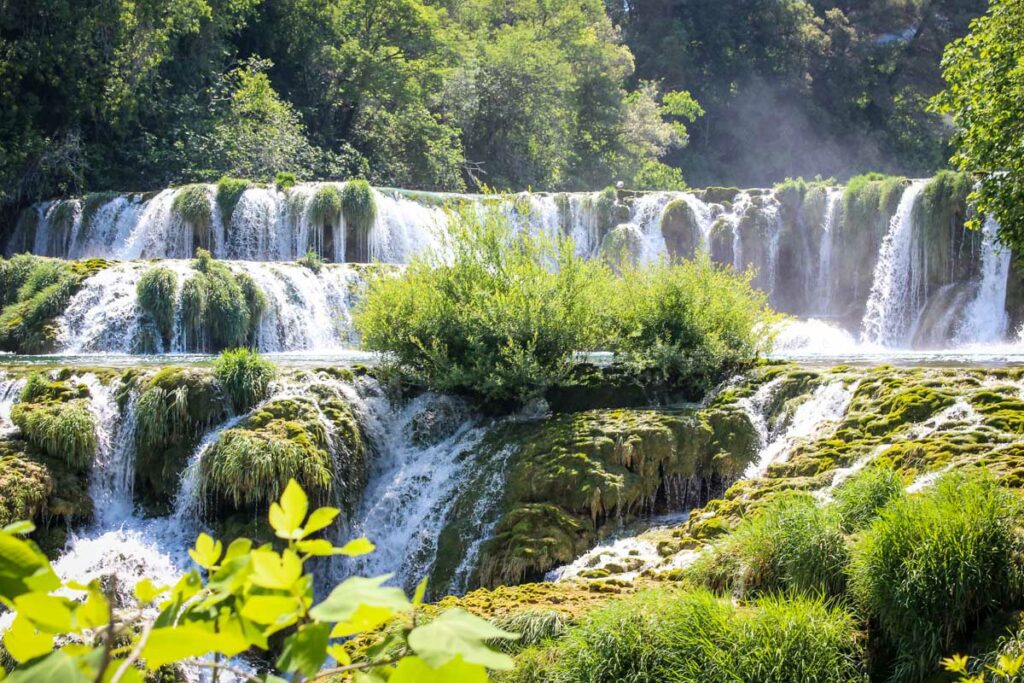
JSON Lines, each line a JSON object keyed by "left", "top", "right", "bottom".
{"left": 955, "top": 215, "right": 1012, "bottom": 344}
{"left": 814, "top": 188, "right": 843, "bottom": 315}
{"left": 860, "top": 181, "right": 929, "bottom": 346}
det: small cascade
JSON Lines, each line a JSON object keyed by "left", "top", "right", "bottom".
{"left": 955, "top": 215, "right": 1011, "bottom": 344}
{"left": 860, "top": 181, "right": 929, "bottom": 346}
{"left": 56, "top": 261, "right": 150, "bottom": 353}
{"left": 814, "top": 189, "right": 843, "bottom": 315}
{"left": 0, "top": 375, "right": 26, "bottom": 437}
{"left": 744, "top": 380, "right": 856, "bottom": 477}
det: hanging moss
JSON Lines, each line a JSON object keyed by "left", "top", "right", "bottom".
{"left": 136, "top": 267, "right": 178, "bottom": 346}
{"left": 11, "top": 398, "right": 96, "bottom": 470}
{"left": 134, "top": 367, "right": 230, "bottom": 513}
{"left": 341, "top": 180, "right": 376, "bottom": 234}
{"left": 172, "top": 185, "right": 212, "bottom": 227}
{"left": 215, "top": 176, "right": 253, "bottom": 227}
{"left": 309, "top": 184, "right": 342, "bottom": 225}
{"left": 213, "top": 348, "right": 275, "bottom": 413}
{"left": 0, "top": 452, "right": 51, "bottom": 528}
{"left": 914, "top": 170, "right": 980, "bottom": 290}
{"left": 178, "top": 250, "right": 263, "bottom": 352}
{"left": 274, "top": 171, "right": 297, "bottom": 191}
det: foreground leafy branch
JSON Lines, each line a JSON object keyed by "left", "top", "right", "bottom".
{"left": 0, "top": 480, "right": 518, "bottom": 682}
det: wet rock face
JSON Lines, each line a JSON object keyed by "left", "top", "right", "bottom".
{"left": 410, "top": 394, "right": 470, "bottom": 447}
{"left": 659, "top": 200, "right": 702, "bottom": 261}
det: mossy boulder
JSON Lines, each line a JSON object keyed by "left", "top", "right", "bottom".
{"left": 179, "top": 250, "right": 265, "bottom": 352}
{"left": 172, "top": 184, "right": 213, "bottom": 251}
{"left": 701, "top": 187, "right": 741, "bottom": 204}
{"left": 660, "top": 199, "right": 703, "bottom": 260}
{"left": 708, "top": 217, "right": 734, "bottom": 266}
{"left": 0, "top": 449, "right": 51, "bottom": 528}
{"left": 341, "top": 180, "right": 377, "bottom": 263}
{"left": 10, "top": 374, "right": 97, "bottom": 470}
{"left": 599, "top": 224, "right": 643, "bottom": 272}
{"left": 215, "top": 176, "right": 253, "bottom": 227}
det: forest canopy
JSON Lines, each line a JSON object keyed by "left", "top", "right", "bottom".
{"left": 0, "top": 0, "right": 986, "bottom": 208}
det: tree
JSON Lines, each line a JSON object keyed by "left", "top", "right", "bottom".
{"left": 932, "top": 0, "right": 1024, "bottom": 252}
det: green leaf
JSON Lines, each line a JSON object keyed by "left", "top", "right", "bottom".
{"left": 249, "top": 549, "right": 302, "bottom": 590}
{"left": 337, "top": 538, "right": 375, "bottom": 557}
{"left": 269, "top": 479, "right": 308, "bottom": 540}
{"left": 3, "top": 652, "right": 86, "bottom": 683}
{"left": 413, "top": 577, "right": 428, "bottom": 606}
{"left": 74, "top": 588, "right": 109, "bottom": 630}
{"left": 14, "top": 593, "right": 73, "bottom": 633}
{"left": 142, "top": 625, "right": 218, "bottom": 669}
{"left": 133, "top": 578, "right": 166, "bottom": 606}
{"left": 223, "top": 537, "right": 253, "bottom": 562}
{"left": 329, "top": 604, "right": 400, "bottom": 638}
{"left": 389, "top": 656, "right": 488, "bottom": 683}
{"left": 188, "top": 533, "right": 223, "bottom": 569}
{"left": 309, "top": 574, "right": 410, "bottom": 623}
{"left": 276, "top": 622, "right": 331, "bottom": 676}
{"left": 239, "top": 595, "right": 300, "bottom": 626}
{"left": 1, "top": 521, "right": 34, "bottom": 536}
{"left": 3, "top": 614, "right": 54, "bottom": 663}
{"left": 408, "top": 609, "right": 518, "bottom": 670}
{"left": 302, "top": 507, "right": 339, "bottom": 537}
{"left": 296, "top": 539, "right": 335, "bottom": 556}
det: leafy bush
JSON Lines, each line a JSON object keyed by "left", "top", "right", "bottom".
{"left": 213, "top": 347, "right": 275, "bottom": 413}
{"left": 598, "top": 254, "right": 779, "bottom": 396}
{"left": 690, "top": 491, "right": 849, "bottom": 598}
{"left": 356, "top": 207, "right": 603, "bottom": 408}
{"left": 341, "top": 179, "right": 377, "bottom": 236}
{"left": 215, "top": 175, "right": 253, "bottom": 225}
{"left": 832, "top": 463, "right": 904, "bottom": 532}
{"left": 0, "top": 480, "right": 518, "bottom": 681}
{"left": 508, "top": 589, "right": 866, "bottom": 683}
{"left": 849, "top": 472, "right": 1024, "bottom": 682}
{"left": 136, "top": 266, "right": 178, "bottom": 345}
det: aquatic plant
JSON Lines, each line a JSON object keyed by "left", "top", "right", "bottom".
{"left": 136, "top": 266, "right": 178, "bottom": 345}
{"left": 215, "top": 176, "right": 252, "bottom": 225}
{"left": 297, "top": 247, "right": 324, "bottom": 273}
{"left": 213, "top": 347, "right": 275, "bottom": 413}
{"left": 10, "top": 399, "right": 97, "bottom": 470}
{"left": 274, "top": 171, "right": 297, "bottom": 191}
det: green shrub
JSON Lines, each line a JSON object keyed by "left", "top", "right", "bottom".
{"left": 309, "top": 184, "right": 342, "bottom": 224}
{"left": 215, "top": 176, "right": 252, "bottom": 225}
{"left": 213, "top": 348, "right": 275, "bottom": 413}
{"left": 514, "top": 589, "right": 866, "bottom": 683}
{"left": 136, "top": 267, "right": 178, "bottom": 345}
{"left": 172, "top": 184, "right": 212, "bottom": 227}
{"left": 0, "top": 255, "right": 46, "bottom": 307}
{"left": 274, "top": 171, "right": 297, "bottom": 191}
{"left": 297, "top": 247, "right": 323, "bottom": 273}
{"left": 691, "top": 491, "right": 849, "bottom": 598}
{"left": 11, "top": 400, "right": 96, "bottom": 470}
{"left": 849, "top": 472, "right": 1024, "bottom": 682}
{"left": 356, "top": 207, "right": 604, "bottom": 408}
{"left": 599, "top": 254, "right": 779, "bottom": 396}
{"left": 832, "top": 463, "right": 905, "bottom": 532}
{"left": 341, "top": 179, "right": 376, "bottom": 236}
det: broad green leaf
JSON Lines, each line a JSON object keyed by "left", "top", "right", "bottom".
{"left": 188, "top": 533, "right": 223, "bottom": 569}
{"left": 408, "top": 608, "right": 518, "bottom": 670}
{"left": 302, "top": 506, "right": 339, "bottom": 537}
{"left": 239, "top": 595, "right": 300, "bottom": 625}
{"left": 0, "top": 533, "right": 57, "bottom": 599}
{"left": 4, "top": 614, "right": 54, "bottom": 663}
{"left": 223, "top": 537, "right": 253, "bottom": 562}
{"left": 3, "top": 652, "right": 86, "bottom": 683}
{"left": 296, "top": 539, "right": 335, "bottom": 556}
{"left": 309, "top": 574, "right": 410, "bottom": 623}
{"left": 134, "top": 578, "right": 166, "bottom": 606}
{"left": 330, "top": 604, "right": 398, "bottom": 637}
{"left": 142, "top": 623, "right": 246, "bottom": 669}
{"left": 14, "top": 593, "right": 72, "bottom": 633}
{"left": 1, "top": 521, "right": 34, "bottom": 535}
{"left": 389, "top": 655, "right": 488, "bottom": 683}
{"left": 249, "top": 549, "right": 302, "bottom": 590}
{"left": 276, "top": 622, "right": 330, "bottom": 676}
{"left": 74, "top": 588, "right": 109, "bottom": 630}
{"left": 337, "top": 537, "right": 375, "bottom": 557}
{"left": 269, "top": 479, "right": 308, "bottom": 539}
{"left": 328, "top": 644, "right": 352, "bottom": 666}
{"left": 413, "top": 577, "right": 428, "bottom": 606}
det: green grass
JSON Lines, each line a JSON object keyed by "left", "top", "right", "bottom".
{"left": 849, "top": 471, "right": 1024, "bottom": 682}
{"left": 172, "top": 184, "right": 212, "bottom": 226}
{"left": 10, "top": 400, "right": 97, "bottom": 470}
{"left": 297, "top": 248, "right": 323, "bottom": 273}
{"left": 178, "top": 250, "right": 263, "bottom": 352}
{"left": 215, "top": 176, "right": 253, "bottom": 225}
{"left": 503, "top": 589, "right": 867, "bottom": 683}
{"left": 690, "top": 491, "right": 849, "bottom": 598}
{"left": 309, "top": 184, "right": 342, "bottom": 224}
{"left": 213, "top": 348, "right": 275, "bottom": 413}
{"left": 136, "top": 267, "right": 178, "bottom": 345}
{"left": 832, "top": 462, "right": 905, "bottom": 532}
{"left": 274, "top": 171, "right": 297, "bottom": 191}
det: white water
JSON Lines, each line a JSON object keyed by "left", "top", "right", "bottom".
{"left": 956, "top": 216, "right": 1012, "bottom": 344}
{"left": 861, "top": 181, "right": 929, "bottom": 346}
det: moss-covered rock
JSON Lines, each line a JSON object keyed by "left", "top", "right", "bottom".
{"left": 701, "top": 187, "right": 741, "bottom": 204}
{"left": 172, "top": 184, "right": 214, "bottom": 251}
{"left": 708, "top": 217, "right": 734, "bottom": 266}
{"left": 136, "top": 266, "right": 178, "bottom": 349}
{"left": 0, "top": 449, "right": 51, "bottom": 528}
{"left": 179, "top": 250, "right": 265, "bottom": 352}
{"left": 341, "top": 180, "right": 376, "bottom": 263}
{"left": 215, "top": 176, "right": 252, "bottom": 227}
{"left": 660, "top": 199, "right": 702, "bottom": 260}
{"left": 599, "top": 224, "right": 643, "bottom": 272}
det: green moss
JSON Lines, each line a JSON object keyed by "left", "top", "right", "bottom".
{"left": 215, "top": 176, "right": 253, "bottom": 226}
{"left": 702, "top": 187, "right": 741, "bottom": 204}
{"left": 659, "top": 199, "right": 702, "bottom": 260}
{"left": 80, "top": 192, "right": 119, "bottom": 232}
{"left": 213, "top": 348, "right": 275, "bottom": 413}
{"left": 179, "top": 250, "right": 263, "bottom": 352}
{"left": 309, "top": 184, "right": 342, "bottom": 225}
{"left": 297, "top": 248, "right": 323, "bottom": 274}
{"left": 136, "top": 267, "right": 178, "bottom": 346}
{"left": 0, "top": 452, "right": 51, "bottom": 528}
{"left": 274, "top": 171, "right": 297, "bottom": 191}
{"left": 11, "top": 398, "right": 96, "bottom": 470}
{"left": 599, "top": 224, "right": 642, "bottom": 271}
{"left": 341, "top": 179, "right": 376, "bottom": 236}
{"left": 172, "top": 185, "right": 212, "bottom": 226}
{"left": 479, "top": 504, "right": 594, "bottom": 588}
{"left": 134, "top": 367, "right": 230, "bottom": 513}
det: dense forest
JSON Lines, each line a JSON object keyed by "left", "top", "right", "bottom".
{"left": 0, "top": 0, "right": 985, "bottom": 211}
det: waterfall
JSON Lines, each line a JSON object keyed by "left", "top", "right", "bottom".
{"left": 815, "top": 189, "right": 843, "bottom": 315}
{"left": 955, "top": 215, "right": 1011, "bottom": 344}
{"left": 860, "top": 180, "right": 929, "bottom": 346}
